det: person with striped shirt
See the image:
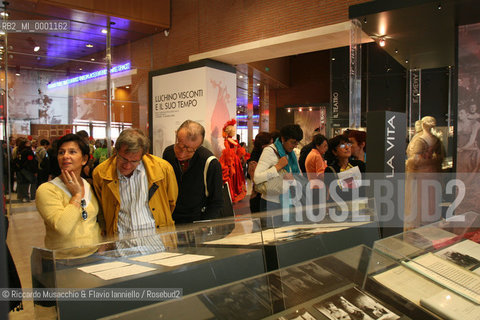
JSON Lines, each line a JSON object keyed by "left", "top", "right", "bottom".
{"left": 92, "top": 128, "right": 178, "bottom": 241}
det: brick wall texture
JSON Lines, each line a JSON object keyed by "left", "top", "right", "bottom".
{"left": 151, "top": 0, "right": 370, "bottom": 69}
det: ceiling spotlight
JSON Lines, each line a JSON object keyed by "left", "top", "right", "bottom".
{"left": 299, "top": 108, "right": 303, "bottom": 112}
{"left": 437, "top": 3, "right": 442, "bottom": 10}
{"left": 1, "top": 12, "right": 8, "bottom": 17}
{"left": 287, "top": 108, "right": 291, "bottom": 113}
{"left": 363, "top": 17, "right": 367, "bottom": 24}
{"left": 78, "top": 68, "right": 83, "bottom": 71}
{"left": 379, "top": 38, "right": 386, "bottom": 47}
{"left": 90, "top": 58, "right": 95, "bottom": 61}
{"left": 34, "top": 46, "right": 40, "bottom": 52}
{"left": 331, "top": 57, "right": 336, "bottom": 61}
{"left": 101, "top": 29, "right": 108, "bottom": 34}
{"left": 405, "top": 59, "right": 409, "bottom": 64}
{"left": 126, "top": 86, "right": 130, "bottom": 89}
{"left": 395, "top": 48, "right": 399, "bottom": 54}
{"left": 256, "top": 83, "right": 260, "bottom": 86}
{"left": 15, "top": 65, "right": 20, "bottom": 76}
{"left": 239, "top": 75, "right": 243, "bottom": 79}
{"left": 86, "top": 44, "right": 94, "bottom": 48}
{"left": 309, "top": 107, "right": 313, "bottom": 111}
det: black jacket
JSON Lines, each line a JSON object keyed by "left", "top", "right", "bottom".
{"left": 299, "top": 142, "right": 315, "bottom": 175}
{"left": 324, "top": 160, "right": 366, "bottom": 202}
{"left": 163, "top": 145, "right": 224, "bottom": 224}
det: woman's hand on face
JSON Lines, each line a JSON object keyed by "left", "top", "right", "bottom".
{"left": 61, "top": 170, "right": 82, "bottom": 197}
{"left": 275, "top": 156, "right": 288, "bottom": 171}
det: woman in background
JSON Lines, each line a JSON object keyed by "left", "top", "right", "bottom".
{"left": 254, "top": 124, "right": 303, "bottom": 211}
{"left": 247, "top": 132, "right": 272, "bottom": 213}
{"left": 305, "top": 134, "right": 328, "bottom": 203}
{"left": 15, "top": 138, "right": 37, "bottom": 203}
{"left": 324, "top": 135, "right": 365, "bottom": 203}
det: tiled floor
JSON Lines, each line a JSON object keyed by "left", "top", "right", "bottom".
{"left": 5, "top": 179, "right": 254, "bottom": 319}
{"left": 6, "top": 195, "right": 48, "bottom": 320}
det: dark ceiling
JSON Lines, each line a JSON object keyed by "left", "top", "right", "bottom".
{"left": 349, "top": 0, "right": 480, "bottom": 69}
{"left": 1, "top": 0, "right": 162, "bottom": 74}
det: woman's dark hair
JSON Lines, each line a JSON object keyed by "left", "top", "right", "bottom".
{"left": 17, "top": 138, "right": 29, "bottom": 152}
{"left": 56, "top": 134, "right": 90, "bottom": 157}
{"left": 312, "top": 134, "right": 327, "bottom": 147}
{"left": 253, "top": 132, "right": 272, "bottom": 150}
{"left": 280, "top": 124, "right": 303, "bottom": 142}
{"left": 328, "top": 135, "right": 349, "bottom": 152}
{"left": 270, "top": 130, "right": 281, "bottom": 143}
{"left": 348, "top": 130, "right": 367, "bottom": 152}
{"left": 76, "top": 130, "right": 89, "bottom": 141}
{"left": 325, "top": 135, "right": 350, "bottom": 164}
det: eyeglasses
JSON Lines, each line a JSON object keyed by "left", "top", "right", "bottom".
{"left": 80, "top": 199, "right": 87, "bottom": 221}
{"left": 338, "top": 143, "right": 352, "bottom": 149}
{"left": 174, "top": 142, "right": 197, "bottom": 153}
{"left": 117, "top": 153, "right": 142, "bottom": 165}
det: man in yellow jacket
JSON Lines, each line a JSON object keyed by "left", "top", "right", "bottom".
{"left": 92, "top": 128, "right": 178, "bottom": 237}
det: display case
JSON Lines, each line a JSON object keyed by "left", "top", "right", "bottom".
{"left": 31, "top": 218, "right": 266, "bottom": 320}
{"left": 199, "top": 198, "right": 380, "bottom": 270}
{"left": 101, "top": 245, "right": 420, "bottom": 320}
{"left": 372, "top": 211, "right": 480, "bottom": 319}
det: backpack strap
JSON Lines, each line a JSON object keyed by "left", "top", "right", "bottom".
{"left": 326, "top": 165, "right": 338, "bottom": 178}
{"left": 204, "top": 156, "right": 217, "bottom": 197}
{"left": 269, "top": 146, "right": 281, "bottom": 159}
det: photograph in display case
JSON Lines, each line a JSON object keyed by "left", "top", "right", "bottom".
{"left": 313, "top": 287, "right": 400, "bottom": 320}
{"left": 435, "top": 239, "right": 480, "bottom": 272}
{"left": 402, "top": 226, "right": 458, "bottom": 250}
{"left": 242, "top": 276, "right": 287, "bottom": 312}
{"left": 277, "top": 308, "right": 318, "bottom": 320}
{"left": 198, "top": 259, "right": 349, "bottom": 319}
{"left": 274, "top": 263, "right": 350, "bottom": 308}
{"left": 200, "top": 282, "right": 273, "bottom": 320}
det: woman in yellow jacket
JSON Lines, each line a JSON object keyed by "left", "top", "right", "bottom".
{"left": 36, "top": 134, "right": 101, "bottom": 256}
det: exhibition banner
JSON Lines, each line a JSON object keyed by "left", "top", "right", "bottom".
{"left": 150, "top": 61, "right": 236, "bottom": 157}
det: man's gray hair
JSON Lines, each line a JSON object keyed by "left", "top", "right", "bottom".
{"left": 115, "top": 128, "right": 150, "bottom": 155}
{"left": 177, "top": 120, "right": 205, "bottom": 142}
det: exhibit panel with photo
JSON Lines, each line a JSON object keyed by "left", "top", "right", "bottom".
{"left": 150, "top": 61, "right": 236, "bottom": 157}
{"left": 457, "top": 22, "right": 480, "bottom": 214}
